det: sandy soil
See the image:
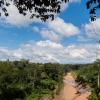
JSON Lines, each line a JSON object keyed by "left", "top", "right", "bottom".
{"left": 74, "top": 92, "right": 91, "bottom": 100}
{"left": 54, "top": 73, "right": 91, "bottom": 100}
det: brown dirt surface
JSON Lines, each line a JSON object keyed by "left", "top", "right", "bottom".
{"left": 54, "top": 73, "right": 91, "bottom": 100}
{"left": 73, "top": 92, "right": 91, "bottom": 100}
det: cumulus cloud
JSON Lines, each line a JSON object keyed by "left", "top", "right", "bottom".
{"left": 47, "top": 17, "right": 80, "bottom": 37}
{"left": 85, "top": 18, "right": 100, "bottom": 40}
{"left": 0, "top": 0, "right": 81, "bottom": 26}
{"left": 33, "top": 17, "right": 80, "bottom": 42}
{"left": 0, "top": 1, "right": 41, "bottom": 26}
{"left": 77, "top": 36, "right": 92, "bottom": 43}
{"left": 0, "top": 40, "right": 99, "bottom": 64}
{"left": 40, "top": 29, "right": 60, "bottom": 42}
{"left": 75, "top": 18, "right": 100, "bottom": 43}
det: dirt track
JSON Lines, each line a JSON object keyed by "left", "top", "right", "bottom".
{"left": 54, "top": 73, "right": 91, "bottom": 100}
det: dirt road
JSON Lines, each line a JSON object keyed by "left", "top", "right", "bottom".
{"left": 54, "top": 73, "right": 91, "bottom": 100}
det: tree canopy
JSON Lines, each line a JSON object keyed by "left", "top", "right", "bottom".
{"left": 87, "top": 0, "right": 100, "bottom": 21}
{"left": 0, "top": 0, "right": 100, "bottom": 21}
{"left": 0, "top": 61, "right": 64, "bottom": 100}
{"left": 0, "top": 0, "right": 68, "bottom": 21}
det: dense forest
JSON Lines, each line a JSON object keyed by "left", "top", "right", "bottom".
{"left": 75, "top": 59, "right": 100, "bottom": 100}
{"left": 0, "top": 59, "right": 100, "bottom": 100}
{"left": 0, "top": 60, "right": 82, "bottom": 100}
{"left": 0, "top": 60, "right": 65, "bottom": 100}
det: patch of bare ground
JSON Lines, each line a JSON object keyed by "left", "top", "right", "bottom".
{"left": 54, "top": 73, "right": 91, "bottom": 100}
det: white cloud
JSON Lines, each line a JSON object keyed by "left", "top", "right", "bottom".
{"left": 0, "top": 1, "right": 41, "bottom": 27}
{"left": 85, "top": 18, "right": 100, "bottom": 40}
{"left": 75, "top": 17, "right": 100, "bottom": 43}
{"left": 47, "top": 17, "right": 80, "bottom": 37}
{"left": 34, "top": 17, "right": 80, "bottom": 42}
{"left": 40, "top": 29, "right": 60, "bottom": 42}
{"left": 77, "top": 35, "right": 93, "bottom": 42}
{"left": 0, "top": 40, "right": 99, "bottom": 64}
{"left": 0, "top": 0, "right": 81, "bottom": 26}
{"left": 36, "top": 40, "right": 63, "bottom": 48}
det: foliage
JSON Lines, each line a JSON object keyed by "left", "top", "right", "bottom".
{"left": 0, "top": 0, "right": 69, "bottom": 21}
{"left": 0, "top": 59, "right": 100, "bottom": 99}
{"left": 87, "top": 0, "right": 100, "bottom": 21}
{"left": 88, "top": 87, "right": 100, "bottom": 100}
{"left": 0, "top": 60, "right": 64, "bottom": 100}
{"left": 75, "top": 59, "right": 100, "bottom": 99}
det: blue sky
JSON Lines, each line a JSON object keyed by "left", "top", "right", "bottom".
{"left": 0, "top": 0, "right": 100, "bottom": 63}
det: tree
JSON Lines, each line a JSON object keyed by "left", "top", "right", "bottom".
{"left": 86, "top": 0, "right": 100, "bottom": 21}
{"left": 0, "top": 0, "right": 69, "bottom": 21}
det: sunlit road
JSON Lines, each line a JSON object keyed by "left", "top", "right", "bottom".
{"left": 54, "top": 73, "right": 91, "bottom": 100}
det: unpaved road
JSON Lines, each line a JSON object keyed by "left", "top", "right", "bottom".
{"left": 54, "top": 73, "right": 91, "bottom": 100}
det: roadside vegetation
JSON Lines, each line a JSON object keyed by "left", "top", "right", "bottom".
{"left": 75, "top": 59, "right": 100, "bottom": 100}
{"left": 0, "top": 59, "right": 100, "bottom": 100}
{"left": 0, "top": 60, "right": 64, "bottom": 100}
{"left": 0, "top": 60, "right": 77, "bottom": 100}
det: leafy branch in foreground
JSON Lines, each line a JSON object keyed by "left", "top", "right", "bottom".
{"left": 87, "top": 0, "right": 100, "bottom": 21}
{"left": 0, "top": 0, "right": 69, "bottom": 21}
